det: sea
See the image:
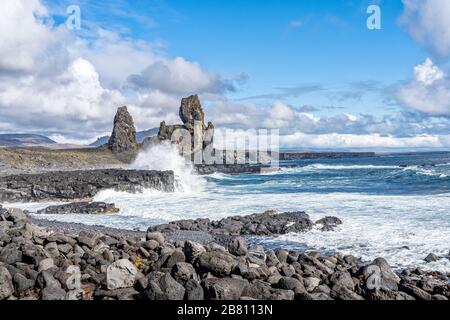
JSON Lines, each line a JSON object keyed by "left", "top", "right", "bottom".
{"left": 16, "top": 146, "right": 450, "bottom": 272}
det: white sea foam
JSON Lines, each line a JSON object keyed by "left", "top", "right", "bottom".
{"left": 16, "top": 188, "right": 450, "bottom": 272}
{"left": 305, "top": 164, "right": 399, "bottom": 170}
{"left": 402, "top": 165, "right": 449, "bottom": 179}
{"left": 262, "top": 164, "right": 400, "bottom": 175}
{"left": 130, "top": 142, "right": 207, "bottom": 194}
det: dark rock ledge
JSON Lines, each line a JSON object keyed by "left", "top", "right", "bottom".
{"left": 149, "top": 211, "right": 343, "bottom": 238}
{"left": 0, "top": 169, "right": 175, "bottom": 202}
{"left": 37, "top": 202, "right": 119, "bottom": 215}
{"left": 0, "top": 205, "right": 448, "bottom": 301}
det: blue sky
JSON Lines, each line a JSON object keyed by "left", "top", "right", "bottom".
{"left": 1, "top": 0, "right": 450, "bottom": 149}
{"left": 50, "top": 0, "right": 426, "bottom": 115}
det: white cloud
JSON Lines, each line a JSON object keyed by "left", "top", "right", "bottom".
{"left": 399, "top": 0, "right": 450, "bottom": 57}
{"left": 0, "top": 0, "right": 51, "bottom": 72}
{"left": 279, "top": 132, "right": 449, "bottom": 149}
{"left": 396, "top": 59, "right": 450, "bottom": 116}
{"left": 0, "top": 0, "right": 241, "bottom": 139}
{"left": 413, "top": 58, "right": 444, "bottom": 85}
{"left": 126, "top": 57, "right": 233, "bottom": 94}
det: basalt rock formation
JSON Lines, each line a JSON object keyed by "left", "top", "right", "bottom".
{"left": 149, "top": 211, "right": 319, "bottom": 236}
{"left": 0, "top": 169, "right": 175, "bottom": 202}
{"left": 108, "top": 106, "right": 139, "bottom": 153}
{"left": 143, "top": 95, "right": 214, "bottom": 156}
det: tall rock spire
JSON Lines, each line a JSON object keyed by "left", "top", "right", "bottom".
{"left": 108, "top": 106, "right": 139, "bottom": 153}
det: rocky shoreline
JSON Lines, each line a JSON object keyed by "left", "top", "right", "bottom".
{"left": 0, "top": 169, "right": 175, "bottom": 202}
{"left": 0, "top": 205, "right": 448, "bottom": 301}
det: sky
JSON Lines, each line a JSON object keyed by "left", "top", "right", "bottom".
{"left": 1, "top": 0, "right": 450, "bottom": 150}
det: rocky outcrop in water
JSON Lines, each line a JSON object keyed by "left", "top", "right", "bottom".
{"left": 143, "top": 95, "right": 214, "bottom": 156}
{"left": 0, "top": 170, "right": 174, "bottom": 202}
{"left": 0, "top": 207, "right": 448, "bottom": 301}
{"left": 108, "top": 106, "right": 139, "bottom": 153}
{"left": 148, "top": 211, "right": 334, "bottom": 237}
{"left": 37, "top": 202, "right": 119, "bottom": 215}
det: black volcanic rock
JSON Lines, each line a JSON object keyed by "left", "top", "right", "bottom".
{"left": 0, "top": 169, "right": 174, "bottom": 202}
{"left": 149, "top": 210, "right": 315, "bottom": 236}
{"left": 108, "top": 106, "right": 139, "bottom": 153}
{"left": 0, "top": 207, "right": 448, "bottom": 301}
{"left": 37, "top": 202, "right": 120, "bottom": 215}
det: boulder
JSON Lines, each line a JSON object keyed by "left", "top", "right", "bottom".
{"left": 363, "top": 258, "right": 400, "bottom": 291}
{"left": 399, "top": 283, "right": 433, "bottom": 300}
{"left": 197, "top": 250, "right": 237, "bottom": 276}
{"left": 315, "top": 216, "right": 343, "bottom": 231}
{"left": 38, "top": 258, "right": 55, "bottom": 272}
{"left": 304, "top": 277, "right": 321, "bottom": 292}
{"left": 146, "top": 232, "right": 165, "bottom": 245}
{"left": 203, "top": 278, "right": 249, "bottom": 300}
{"left": 228, "top": 237, "right": 248, "bottom": 256}
{"left": 278, "top": 277, "right": 304, "bottom": 291}
{"left": 0, "top": 267, "right": 14, "bottom": 300}
{"left": 95, "top": 288, "right": 138, "bottom": 300}
{"left": 331, "top": 285, "right": 364, "bottom": 300}
{"left": 41, "top": 286, "right": 66, "bottom": 300}
{"left": 185, "top": 279, "right": 204, "bottom": 300}
{"left": 329, "top": 271, "right": 355, "bottom": 291}
{"left": 184, "top": 241, "right": 206, "bottom": 263}
{"left": 0, "top": 243, "right": 22, "bottom": 264}
{"left": 171, "top": 262, "right": 196, "bottom": 285}
{"left": 108, "top": 106, "right": 139, "bottom": 153}
{"left": 424, "top": 253, "right": 440, "bottom": 263}
{"left": 13, "top": 273, "right": 35, "bottom": 293}
{"left": 159, "top": 273, "right": 186, "bottom": 300}
{"left": 78, "top": 230, "right": 101, "bottom": 249}
{"left": 107, "top": 259, "right": 138, "bottom": 290}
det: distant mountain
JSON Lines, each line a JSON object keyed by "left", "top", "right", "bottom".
{"left": 0, "top": 134, "right": 56, "bottom": 147}
{"left": 89, "top": 128, "right": 159, "bottom": 147}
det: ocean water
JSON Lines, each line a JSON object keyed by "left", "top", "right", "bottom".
{"left": 15, "top": 150, "right": 450, "bottom": 272}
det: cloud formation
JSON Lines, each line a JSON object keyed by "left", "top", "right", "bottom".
{"left": 399, "top": 0, "right": 450, "bottom": 57}
{"left": 396, "top": 59, "right": 450, "bottom": 116}
{"left": 0, "top": 0, "right": 239, "bottom": 139}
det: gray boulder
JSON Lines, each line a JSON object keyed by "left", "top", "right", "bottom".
{"left": 106, "top": 259, "right": 138, "bottom": 290}
{"left": 0, "top": 243, "right": 22, "bottom": 264}
{"left": 329, "top": 271, "right": 355, "bottom": 291}
{"left": 363, "top": 257, "right": 400, "bottom": 291}
{"left": 0, "top": 267, "right": 14, "bottom": 300}
{"left": 184, "top": 241, "right": 206, "bottom": 263}
{"left": 315, "top": 216, "right": 343, "bottom": 231}
{"left": 185, "top": 279, "right": 204, "bottom": 300}
{"left": 203, "top": 278, "right": 249, "bottom": 300}
{"left": 171, "top": 262, "right": 196, "bottom": 285}
{"left": 13, "top": 273, "right": 35, "bottom": 293}
{"left": 228, "top": 237, "right": 248, "bottom": 256}
{"left": 197, "top": 250, "right": 237, "bottom": 276}
{"left": 424, "top": 253, "right": 440, "bottom": 263}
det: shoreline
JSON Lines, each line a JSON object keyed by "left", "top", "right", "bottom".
{"left": 1, "top": 206, "right": 448, "bottom": 300}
